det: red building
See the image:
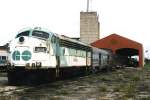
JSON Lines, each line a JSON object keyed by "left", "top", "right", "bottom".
{"left": 91, "top": 34, "right": 144, "bottom": 67}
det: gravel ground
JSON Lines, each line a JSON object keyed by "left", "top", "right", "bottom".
{"left": 0, "top": 67, "right": 150, "bottom": 100}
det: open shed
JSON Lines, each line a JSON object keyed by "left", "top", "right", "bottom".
{"left": 91, "top": 34, "right": 144, "bottom": 67}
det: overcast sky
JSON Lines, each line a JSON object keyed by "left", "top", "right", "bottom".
{"left": 0, "top": 0, "right": 150, "bottom": 58}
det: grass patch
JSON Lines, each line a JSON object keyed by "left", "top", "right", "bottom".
{"left": 140, "top": 96, "right": 150, "bottom": 100}
{"left": 131, "top": 74, "right": 141, "bottom": 82}
{"left": 122, "top": 83, "right": 136, "bottom": 98}
{"left": 56, "top": 89, "right": 69, "bottom": 95}
{"left": 113, "top": 86, "right": 120, "bottom": 92}
{"left": 144, "top": 62, "right": 150, "bottom": 68}
{"left": 100, "top": 76, "right": 112, "bottom": 81}
{"left": 98, "top": 83, "right": 107, "bottom": 92}
{"left": 61, "top": 90, "right": 69, "bottom": 95}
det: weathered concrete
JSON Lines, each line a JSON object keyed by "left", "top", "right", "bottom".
{"left": 80, "top": 12, "right": 100, "bottom": 44}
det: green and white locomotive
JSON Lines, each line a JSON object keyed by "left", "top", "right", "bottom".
{"left": 8, "top": 27, "right": 111, "bottom": 84}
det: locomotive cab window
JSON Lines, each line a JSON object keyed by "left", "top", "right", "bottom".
{"left": 32, "top": 31, "right": 49, "bottom": 39}
{"left": 34, "top": 47, "right": 47, "bottom": 53}
{"left": 16, "top": 31, "right": 30, "bottom": 38}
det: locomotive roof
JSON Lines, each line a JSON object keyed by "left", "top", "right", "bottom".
{"left": 33, "top": 28, "right": 91, "bottom": 48}
{"left": 58, "top": 35, "right": 91, "bottom": 47}
{"left": 16, "top": 27, "right": 110, "bottom": 52}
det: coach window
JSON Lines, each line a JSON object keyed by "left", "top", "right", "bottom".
{"left": 83, "top": 51, "right": 86, "bottom": 57}
{"left": 71, "top": 49, "right": 74, "bottom": 56}
{"left": 81, "top": 51, "right": 86, "bottom": 58}
{"left": 77, "top": 50, "right": 81, "bottom": 57}
{"left": 76, "top": 50, "right": 78, "bottom": 56}
{"left": 2, "top": 56, "right": 6, "bottom": 60}
{"left": 107, "top": 55, "right": 110, "bottom": 63}
{"left": 75, "top": 50, "right": 78, "bottom": 56}
{"left": 88, "top": 52, "right": 91, "bottom": 58}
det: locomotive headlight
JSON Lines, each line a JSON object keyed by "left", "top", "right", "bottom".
{"left": 19, "top": 36, "right": 25, "bottom": 43}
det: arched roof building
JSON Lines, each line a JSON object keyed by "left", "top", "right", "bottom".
{"left": 91, "top": 34, "right": 144, "bottom": 67}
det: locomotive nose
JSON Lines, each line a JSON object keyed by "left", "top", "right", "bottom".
{"left": 19, "top": 36, "right": 25, "bottom": 43}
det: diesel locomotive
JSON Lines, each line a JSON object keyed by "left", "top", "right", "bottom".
{"left": 7, "top": 27, "right": 112, "bottom": 84}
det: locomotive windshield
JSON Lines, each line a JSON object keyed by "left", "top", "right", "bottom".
{"left": 32, "top": 31, "right": 49, "bottom": 39}
{"left": 16, "top": 31, "right": 30, "bottom": 38}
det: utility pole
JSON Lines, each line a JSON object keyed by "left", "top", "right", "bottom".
{"left": 87, "top": 0, "right": 89, "bottom": 12}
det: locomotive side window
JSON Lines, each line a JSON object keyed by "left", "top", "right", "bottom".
{"left": 68, "top": 48, "right": 75, "bottom": 56}
{"left": 16, "top": 31, "right": 30, "bottom": 38}
{"left": 34, "top": 47, "right": 47, "bottom": 53}
{"left": 60, "top": 47, "right": 65, "bottom": 56}
{"left": 32, "top": 31, "right": 49, "bottom": 39}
